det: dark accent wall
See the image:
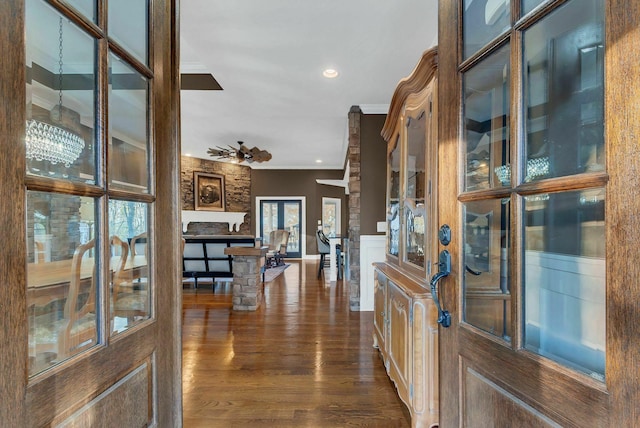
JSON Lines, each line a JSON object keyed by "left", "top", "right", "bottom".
{"left": 360, "top": 114, "right": 388, "bottom": 235}
{"left": 346, "top": 108, "right": 388, "bottom": 311}
{"left": 250, "top": 169, "right": 346, "bottom": 256}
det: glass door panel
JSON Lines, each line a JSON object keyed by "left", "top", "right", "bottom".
{"left": 27, "top": 191, "right": 98, "bottom": 377}
{"left": 387, "top": 136, "right": 400, "bottom": 257}
{"left": 462, "top": 198, "right": 511, "bottom": 342}
{"left": 523, "top": 189, "right": 605, "bottom": 379}
{"left": 108, "top": 0, "right": 149, "bottom": 65}
{"left": 523, "top": 0, "right": 605, "bottom": 182}
{"left": 62, "top": 0, "right": 96, "bottom": 22}
{"left": 108, "top": 51, "right": 150, "bottom": 193}
{"left": 261, "top": 202, "right": 278, "bottom": 239}
{"left": 260, "top": 200, "right": 301, "bottom": 258}
{"left": 463, "top": 0, "right": 510, "bottom": 60}
{"left": 283, "top": 202, "right": 300, "bottom": 255}
{"left": 404, "top": 111, "right": 426, "bottom": 269}
{"left": 521, "top": 0, "right": 545, "bottom": 16}
{"left": 463, "top": 44, "right": 511, "bottom": 191}
{"left": 108, "top": 200, "right": 150, "bottom": 334}
{"left": 25, "top": 0, "right": 97, "bottom": 183}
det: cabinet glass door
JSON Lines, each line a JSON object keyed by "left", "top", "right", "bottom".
{"left": 403, "top": 111, "right": 427, "bottom": 269}
{"left": 387, "top": 136, "right": 401, "bottom": 258}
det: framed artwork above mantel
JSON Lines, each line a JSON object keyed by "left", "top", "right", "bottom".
{"left": 194, "top": 171, "right": 226, "bottom": 211}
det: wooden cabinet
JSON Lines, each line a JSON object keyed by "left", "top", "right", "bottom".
{"left": 374, "top": 263, "right": 438, "bottom": 428}
{"left": 376, "top": 47, "right": 439, "bottom": 427}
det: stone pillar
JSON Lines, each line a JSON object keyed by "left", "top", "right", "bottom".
{"left": 348, "top": 106, "right": 362, "bottom": 311}
{"left": 224, "top": 246, "right": 268, "bottom": 311}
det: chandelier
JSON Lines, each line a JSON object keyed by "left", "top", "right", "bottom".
{"left": 25, "top": 17, "right": 85, "bottom": 168}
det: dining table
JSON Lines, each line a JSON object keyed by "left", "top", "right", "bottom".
{"left": 27, "top": 255, "right": 148, "bottom": 307}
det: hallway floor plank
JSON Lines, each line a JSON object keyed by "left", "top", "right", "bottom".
{"left": 182, "top": 260, "right": 410, "bottom": 427}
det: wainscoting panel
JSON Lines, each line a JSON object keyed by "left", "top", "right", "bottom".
{"left": 359, "top": 235, "right": 386, "bottom": 311}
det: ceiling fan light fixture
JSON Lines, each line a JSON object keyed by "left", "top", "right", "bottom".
{"left": 207, "top": 141, "right": 272, "bottom": 164}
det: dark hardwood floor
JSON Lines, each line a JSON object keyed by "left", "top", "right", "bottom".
{"left": 182, "top": 260, "right": 411, "bottom": 427}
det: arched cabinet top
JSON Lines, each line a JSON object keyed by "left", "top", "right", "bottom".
{"left": 381, "top": 47, "right": 438, "bottom": 142}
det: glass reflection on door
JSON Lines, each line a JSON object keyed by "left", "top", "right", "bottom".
{"left": 524, "top": 189, "right": 605, "bottom": 379}
{"left": 523, "top": 0, "right": 604, "bottom": 182}
{"left": 27, "top": 191, "right": 98, "bottom": 377}
{"left": 462, "top": 198, "right": 511, "bottom": 342}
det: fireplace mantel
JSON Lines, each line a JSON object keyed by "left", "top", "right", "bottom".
{"left": 181, "top": 210, "right": 247, "bottom": 232}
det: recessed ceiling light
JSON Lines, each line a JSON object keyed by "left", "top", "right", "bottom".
{"left": 322, "top": 68, "right": 339, "bottom": 79}
{"left": 316, "top": 159, "right": 323, "bottom": 163}
{"left": 184, "top": 153, "right": 192, "bottom": 157}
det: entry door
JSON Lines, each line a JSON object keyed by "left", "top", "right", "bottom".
{"left": 259, "top": 199, "right": 302, "bottom": 258}
{"left": 438, "top": 0, "right": 638, "bottom": 425}
{"left": 0, "top": 0, "right": 181, "bottom": 425}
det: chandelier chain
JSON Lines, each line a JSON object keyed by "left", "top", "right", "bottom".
{"left": 58, "top": 17, "right": 64, "bottom": 121}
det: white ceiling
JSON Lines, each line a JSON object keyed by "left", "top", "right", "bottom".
{"left": 180, "top": 0, "right": 438, "bottom": 170}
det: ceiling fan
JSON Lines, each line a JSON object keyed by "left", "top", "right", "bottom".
{"left": 207, "top": 141, "right": 272, "bottom": 163}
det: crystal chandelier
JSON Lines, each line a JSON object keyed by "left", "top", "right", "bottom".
{"left": 25, "top": 17, "right": 85, "bottom": 168}
{"left": 25, "top": 119, "right": 85, "bottom": 167}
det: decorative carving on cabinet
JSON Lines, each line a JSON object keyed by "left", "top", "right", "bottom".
{"left": 382, "top": 47, "right": 438, "bottom": 142}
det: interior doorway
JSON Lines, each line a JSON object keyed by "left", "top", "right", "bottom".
{"left": 321, "top": 197, "right": 341, "bottom": 237}
{"left": 256, "top": 197, "right": 305, "bottom": 258}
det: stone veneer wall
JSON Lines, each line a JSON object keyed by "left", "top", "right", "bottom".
{"left": 27, "top": 193, "right": 82, "bottom": 263}
{"left": 230, "top": 254, "right": 265, "bottom": 311}
{"left": 181, "top": 157, "right": 252, "bottom": 234}
{"left": 348, "top": 106, "right": 362, "bottom": 311}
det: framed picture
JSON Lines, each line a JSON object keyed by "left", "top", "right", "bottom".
{"left": 194, "top": 172, "right": 226, "bottom": 211}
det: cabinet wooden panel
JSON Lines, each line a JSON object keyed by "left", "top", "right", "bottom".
{"left": 388, "top": 281, "right": 411, "bottom": 404}
{"left": 374, "top": 263, "right": 439, "bottom": 428}
{"left": 373, "top": 271, "right": 387, "bottom": 350}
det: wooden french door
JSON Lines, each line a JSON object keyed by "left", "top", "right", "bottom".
{"left": 0, "top": 0, "right": 181, "bottom": 425}
{"left": 437, "top": 0, "right": 640, "bottom": 426}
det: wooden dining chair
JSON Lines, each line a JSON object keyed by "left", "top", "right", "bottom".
{"left": 35, "top": 240, "right": 45, "bottom": 263}
{"left": 265, "top": 229, "right": 289, "bottom": 268}
{"left": 130, "top": 232, "right": 147, "bottom": 258}
{"left": 33, "top": 240, "right": 98, "bottom": 361}
{"left": 29, "top": 240, "right": 98, "bottom": 374}
{"left": 56, "top": 239, "right": 98, "bottom": 360}
{"left": 129, "top": 232, "right": 149, "bottom": 290}
{"left": 111, "top": 236, "right": 148, "bottom": 328}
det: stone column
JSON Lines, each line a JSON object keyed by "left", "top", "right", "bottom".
{"left": 348, "top": 106, "right": 362, "bottom": 311}
{"left": 224, "top": 246, "right": 268, "bottom": 311}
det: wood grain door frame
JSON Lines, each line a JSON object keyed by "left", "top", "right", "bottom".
{"left": 437, "top": 0, "right": 640, "bottom": 425}
{"left": 0, "top": 0, "right": 182, "bottom": 425}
